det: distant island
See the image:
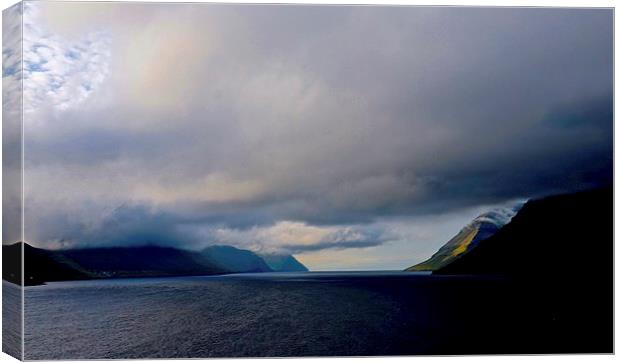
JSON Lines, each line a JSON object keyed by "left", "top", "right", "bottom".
{"left": 3, "top": 243, "right": 308, "bottom": 286}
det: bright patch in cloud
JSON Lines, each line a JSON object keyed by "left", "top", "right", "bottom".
{"left": 22, "top": 2, "right": 110, "bottom": 113}
{"left": 197, "top": 221, "right": 394, "bottom": 255}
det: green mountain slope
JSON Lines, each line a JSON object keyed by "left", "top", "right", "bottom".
{"left": 406, "top": 206, "right": 521, "bottom": 271}
{"left": 435, "top": 187, "right": 612, "bottom": 277}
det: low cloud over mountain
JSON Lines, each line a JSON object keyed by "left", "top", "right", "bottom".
{"left": 7, "top": 3, "right": 611, "bottom": 269}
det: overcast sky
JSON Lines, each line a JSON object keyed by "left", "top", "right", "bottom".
{"left": 4, "top": 2, "right": 612, "bottom": 270}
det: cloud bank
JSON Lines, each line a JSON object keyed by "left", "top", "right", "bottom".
{"left": 10, "top": 3, "right": 612, "bottom": 269}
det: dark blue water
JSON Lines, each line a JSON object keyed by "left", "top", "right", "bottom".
{"left": 18, "top": 272, "right": 566, "bottom": 359}
{"left": 3, "top": 281, "right": 22, "bottom": 360}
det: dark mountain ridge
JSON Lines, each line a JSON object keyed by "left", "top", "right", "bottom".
{"left": 430, "top": 187, "right": 613, "bottom": 352}
{"left": 201, "top": 245, "right": 272, "bottom": 273}
{"left": 3, "top": 243, "right": 308, "bottom": 286}
{"left": 60, "top": 245, "right": 225, "bottom": 278}
{"left": 259, "top": 253, "right": 309, "bottom": 272}
{"left": 3, "top": 242, "right": 94, "bottom": 286}
{"left": 435, "top": 187, "right": 612, "bottom": 278}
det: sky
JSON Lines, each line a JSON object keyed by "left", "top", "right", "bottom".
{"left": 2, "top": 2, "right": 613, "bottom": 270}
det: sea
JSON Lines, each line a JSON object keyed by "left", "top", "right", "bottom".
{"left": 1, "top": 271, "right": 606, "bottom": 359}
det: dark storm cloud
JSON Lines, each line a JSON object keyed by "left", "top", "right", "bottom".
{"left": 19, "top": 4, "right": 612, "bottom": 252}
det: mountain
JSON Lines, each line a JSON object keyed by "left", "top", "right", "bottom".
{"left": 3, "top": 242, "right": 311, "bottom": 286}
{"left": 2, "top": 242, "right": 22, "bottom": 285}
{"left": 259, "top": 253, "right": 309, "bottom": 272}
{"left": 435, "top": 187, "right": 612, "bottom": 277}
{"left": 58, "top": 245, "right": 226, "bottom": 278}
{"left": 6, "top": 244, "right": 228, "bottom": 285}
{"left": 201, "top": 245, "right": 272, "bottom": 273}
{"left": 433, "top": 187, "right": 613, "bottom": 352}
{"left": 4, "top": 243, "right": 309, "bottom": 286}
{"left": 4, "top": 243, "right": 94, "bottom": 286}
{"left": 406, "top": 205, "right": 521, "bottom": 271}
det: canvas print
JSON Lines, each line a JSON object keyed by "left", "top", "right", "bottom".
{"left": 2, "top": 2, "right": 613, "bottom": 360}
